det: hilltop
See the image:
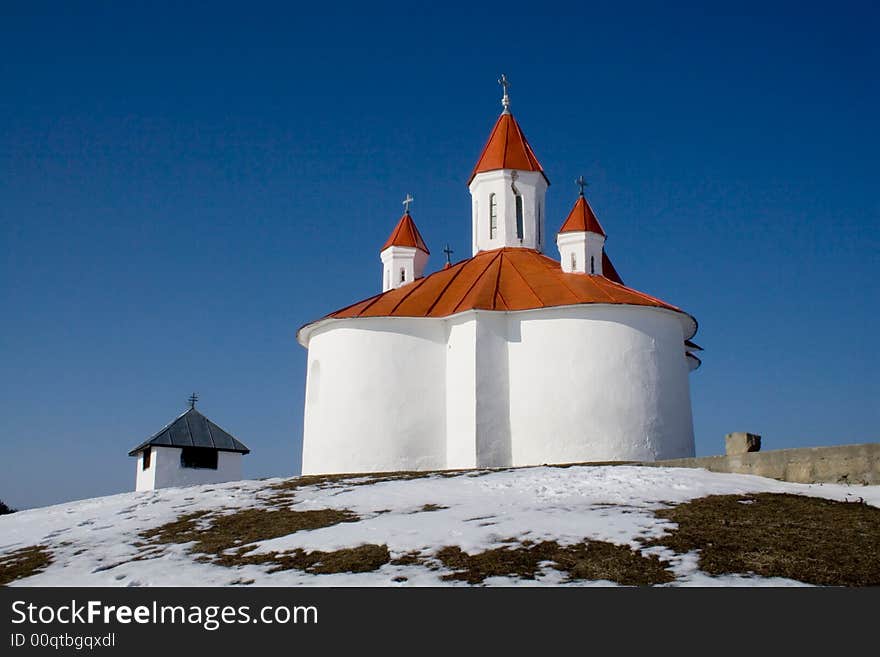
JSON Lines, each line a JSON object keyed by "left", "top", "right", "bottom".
{"left": 2, "top": 465, "right": 879, "bottom": 587}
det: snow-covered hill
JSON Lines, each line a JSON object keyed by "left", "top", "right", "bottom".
{"left": 2, "top": 465, "right": 878, "bottom": 587}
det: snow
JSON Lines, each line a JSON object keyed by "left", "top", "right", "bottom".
{"left": 1, "top": 465, "right": 877, "bottom": 587}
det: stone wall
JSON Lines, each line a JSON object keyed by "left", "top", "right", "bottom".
{"left": 649, "top": 442, "right": 880, "bottom": 485}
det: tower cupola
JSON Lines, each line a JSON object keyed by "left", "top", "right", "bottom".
{"left": 468, "top": 75, "right": 549, "bottom": 255}
{"left": 557, "top": 177, "right": 606, "bottom": 275}
{"left": 380, "top": 195, "right": 429, "bottom": 291}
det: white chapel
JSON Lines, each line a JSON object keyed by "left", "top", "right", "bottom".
{"left": 296, "top": 78, "right": 701, "bottom": 475}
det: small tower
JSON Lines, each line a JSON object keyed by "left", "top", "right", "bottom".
{"left": 557, "top": 177, "right": 606, "bottom": 275}
{"left": 380, "top": 195, "right": 429, "bottom": 292}
{"left": 468, "top": 75, "right": 550, "bottom": 255}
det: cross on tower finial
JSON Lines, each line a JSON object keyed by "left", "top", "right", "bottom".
{"left": 576, "top": 175, "right": 588, "bottom": 196}
{"left": 402, "top": 193, "right": 414, "bottom": 214}
{"left": 498, "top": 74, "right": 511, "bottom": 113}
{"left": 188, "top": 392, "right": 198, "bottom": 409}
{"left": 443, "top": 243, "right": 454, "bottom": 265}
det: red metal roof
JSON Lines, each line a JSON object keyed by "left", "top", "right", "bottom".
{"left": 468, "top": 113, "right": 547, "bottom": 184}
{"left": 559, "top": 195, "right": 606, "bottom": 236}
{"left": 324, "top": 247, "right": 684, "bottom": 321}
{"left": 380, "top": 212, "right": 429, "bottom": 254}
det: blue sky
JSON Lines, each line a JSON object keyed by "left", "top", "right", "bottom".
{"left": 1, "top": 1, "right": 877, "bottom": 509}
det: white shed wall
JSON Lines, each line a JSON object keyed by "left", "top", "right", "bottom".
{"left": 135, "top": 447, "right": 243, "bottom": 491}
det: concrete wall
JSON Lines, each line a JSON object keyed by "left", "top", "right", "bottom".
{"left": 651, "top": 443, "right": 880, "bottom": 485}
{"left": 135, "top": 447, "right": 242, "bottom": 491}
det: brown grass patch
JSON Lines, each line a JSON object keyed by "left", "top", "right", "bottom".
{"left": 138, "top": 505, "right": 382, "bottom": 575}
{"left": 436, "top": 540, "right": 673, "bottom": 585}
{"left": 141, "top": 507, "right": 359, "bottom": 558}
{"left": 0, "top": 545, "right": 53, "bottom": 586}
{"left": 649, "top": 493, "right": 880, "bottom": 586}
{"left": 415, "top": 504, "right": 448, "bottom": 513}
{"left": 257, "top": 544, "right": 391, "bottom": 574}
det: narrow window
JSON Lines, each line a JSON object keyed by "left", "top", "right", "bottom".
{"left": 489, "top": 193, "right": 497, "bottom": 239}
{"left": 571, "top": 253, "right": 577, "bottom": 270}
{"left": 537, "top": 203, "right": 542, "bottom": 246}
{"left": 515, "top": 195, "right": 524, "bottom": 240}
{"left": 180, "top": 447, "right": 218, "bottom": 470}
{"left": 590, "top": 256, "right": 595, "bottom": 274}
{"left": 142, "top": 447, "right": 151, "bottom": 470}
{"left": 399, "top": 268, "right": 406, "bottom": 283}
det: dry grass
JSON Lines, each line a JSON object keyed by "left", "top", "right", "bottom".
{"left": 249, "top": 544, "right": 391, "bottom": 574}
{"left": 141, "top": 507, "right": 359, "bottom": 556}
{"left": 415, "top": 503, "right": 448, "bottom": 513}
{"left": 650, "top": 493, "right": 880, "bottom": 586}
{"left": 139, "top": 506, "right": 387, "bottom": 575}
{"left": 0, "top": 545, "right": 52, "bottom": 586}
{"left": 436, "top": 540, "right": 673, "bottom": 585}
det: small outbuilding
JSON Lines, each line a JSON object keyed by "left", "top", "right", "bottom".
{"left": 128, "top": 397, "right": 250, "bottom": 491}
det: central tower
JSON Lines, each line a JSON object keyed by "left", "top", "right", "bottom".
{"left": 468, "top": 75, "right": 550, "bottom": 255}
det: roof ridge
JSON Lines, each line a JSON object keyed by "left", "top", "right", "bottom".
{"left": 502, "top": 251, "right": 544, "bottom": 306}
{"left": 452, "top": 250, "right": 504, "bottom": 313}
{"left": 183, "top": 412, "right": 195, "bottom": 446}
{"left": 424, "top": 257, "right": 471, "bottom": 316}
{"left": 204, "top": 413, "right": 217, "bottom": 449}
{"left": 388, "top": 276, "right": 430, "bottom": 314}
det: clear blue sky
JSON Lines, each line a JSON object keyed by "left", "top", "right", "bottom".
{"left": 2, "top": 2, "right": 877, "bottom": 509}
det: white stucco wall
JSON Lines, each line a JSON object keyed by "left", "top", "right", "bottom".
{"left": 380, "top": 245, "right": 428, "bottom": 292}
{"left": 300, "top": 303, "right": 695, "bottom": 474}
{"left": 507, "top": 306, "right": 695, "bottom": 465}
{"left": 557, "top": 231, "right": 605, "bottom": 275}
{"left": 445, "top": 317, "right": 477, "bottom": 469}
{"left": 134, "top": 447, "right": 243, "bottom": 491}
{"left": 302, "top": 317, "right": 447, "bottom": 475}
{"left": 469, "top": 170, "right": 547, "bottom": 254}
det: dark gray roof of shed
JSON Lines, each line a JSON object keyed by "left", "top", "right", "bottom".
{"left": 128, "top": 408, "right": 250, "bottom": 457}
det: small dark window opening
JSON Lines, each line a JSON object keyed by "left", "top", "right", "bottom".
{"left": 515, "top": 195, "right": 524, "bottom": 240}
{"left": 180, "top": 447, "right": 218, "bottom": 470}
{"left": 399, "top": 268, "right": 406, "bottom": 283}
{"left": 590, "top": 256, "right": 595, "bottom": 274}
{"left": 142, "top": 447, "right": 151, "bottom": 470}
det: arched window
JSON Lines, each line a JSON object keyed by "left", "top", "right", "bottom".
{"left": 515, "top": 194, "right": 524, "bottom": 240}
{"left": 399, "top": 268, "right": 406, "bottom": 283}
{"left": 571, "top": 253, "right": 577, "bottom": 271}
{"left": 590, "top": 256, "right": 595, "bottom": 274}
{"left": 489, "top": 193, "right": 497, "bottom": 239}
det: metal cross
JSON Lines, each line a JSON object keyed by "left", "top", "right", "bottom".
{"left": 443, "top": 243, "right": 454, "bottom": 265}
{"left": 402, "top": 194, "right": 414, "bottom": 214}
{"left": 576, "top": 175, "right": 588, "bottom": 196}
{"left": 188, "top": 393, "right": 199, "bottom": 409}
{"left": 498, "top": 74, "right": 511, "bottom": 111}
